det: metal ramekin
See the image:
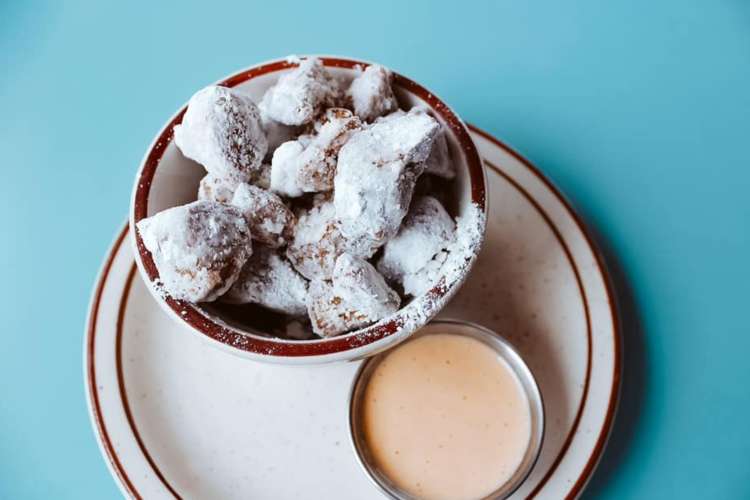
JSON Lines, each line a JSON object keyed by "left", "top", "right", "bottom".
{"left": 348, "top": 319, "right": 544, "bottom": 500}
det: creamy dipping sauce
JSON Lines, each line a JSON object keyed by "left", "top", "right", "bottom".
{"left": 361, "top": 333, "right": 531, "bottom": 500}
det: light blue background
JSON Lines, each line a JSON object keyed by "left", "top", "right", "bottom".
{"left": 1, "top": 1, "right": 748, "bottom": 498}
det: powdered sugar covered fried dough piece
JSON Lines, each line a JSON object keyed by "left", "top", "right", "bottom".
{"left": 423, "top": 128, "right": 455, "bottom": 179}
{"left": 222, "top": 246, "right": 308, "bottom": 316}
{"left": 378, "top": 196, "right": 455, "bottom": 296}
{"left": 332, "top": 254, "right": 400, "bottom": 319}
{"left": 402, "top": 249, "right": 450, "bottom": 296}
{"left": 136, "top": 200, "right": 252, "bottom": 302}
{"left": 348, "top": 64, "right": 398, "bottom": 121}
{"left": 296, "top": 108, "right": 362, "bottom": 192}
{"left": 198, "top": 174, "right": 238, "bottom": 203}
{"left": 307, "top": 254, "right": 400, "bottom": 337}
{"left": 334, "top": 109, "right": 440, "bottom": 249}
{"left": 269, "top": 109, "right": 361, "bottom": 196}
{"left": 259, "top": 58, "right": 340, "bottom": 126}
{"left": 306, "top": 280, "right": 364, "bottom": 338}
{"left": 174, "top": 86, "right": 267, "bottom": 182}
{"left": 270, "top": 140, "right": 305, "bottom": 197}
{"left": 230, "top": 183, "right": 295, "bottom": 248}
{"left": 286, "top": 201, "right": 350, "bottom": 280}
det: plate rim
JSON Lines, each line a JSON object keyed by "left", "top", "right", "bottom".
{"left": 84, "top": 124, "right": 622, "bottom": 499}
{"left": 468, "top": 125, "right": 622, "bottom": 498}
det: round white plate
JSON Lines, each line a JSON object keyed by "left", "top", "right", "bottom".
{"left": 85, "top": 125, "right": 620, "bottom": 500}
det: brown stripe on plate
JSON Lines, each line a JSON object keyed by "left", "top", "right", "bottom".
{"left": 86, "top": 226, "right": 142, "bottom": 500}
{"left": 470, "top": 124, "right": 622, "bottom": 499}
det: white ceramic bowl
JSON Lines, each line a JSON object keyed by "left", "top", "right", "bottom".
{"left": 130, "top": 56, "right": 487, "bottom": 364}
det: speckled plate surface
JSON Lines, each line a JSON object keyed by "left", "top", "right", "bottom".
{"left": 85, "top": 125, "right": 620, "bottom": 499}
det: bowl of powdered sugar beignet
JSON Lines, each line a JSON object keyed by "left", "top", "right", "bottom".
{"left": 130, "top": 55, "right": 487, "bottom": 364}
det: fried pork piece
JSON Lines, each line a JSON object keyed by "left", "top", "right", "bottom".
{"left": 285, "top": 201, "right": 350, "bottom": 280}
{"left": 378, "top": 196, "right": 455, "bottom": 296}
{"left": 198, "top": 174, "right": 238, "bottom": 203}
{"left": 334, "top": 109, "right": 440, "bottom": 251}
{"left": 348, "top": 64, "right": 398, "bottom": 121}
{"left": 269, "top": 109, "right": 362, "bottom": 196}
{"left": 230, "top": 183, "right": 295, "bottom": 248}
{"left": 174, "top": 86, "right": 268, "bottom": 182}
{"left": 307, "top": 254, "right": 400, "bottom": 337}
{"left": 423, "top": 128, "right": 455, "bottom": 179}
{"left": 222, "top": 246, "right": 308, "bottom": 316}
{"left": 259, "top": 58, "right": 340, "bottom": 126}
{"left": 136, "top": 200, "right": 252, "bottom": 302}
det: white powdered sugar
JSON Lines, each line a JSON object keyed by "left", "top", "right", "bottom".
{"left": 296, "top": 108, "right": 362, "bottom": 192}
{"left": 378, "top": 196, "right": 456, "bottom": 296}
{"left": 306, "top": 254, "right": 400, "bottom": 337}
{"left": 306, "top": 279, "right": 367, "bottom": 338}
{"left": 197, "top": 174, "right": 239, "bottom": 204}
{"left": 349, "top": 201, "right": 486, "bottom": 342}
{"left": 401, "top": 249, "right": 450, "bottom": 297}
{"left": 174, "top": 86, "right": 268, "bottom": 182}
{"left": 230, "top": 183, "right": 295, "bottom": 248}
{"left": 285, "top": 200, "right": 350, "bottom": 280}
{"left": 307, "top": 254, "right": 401, "bottom": 337}
{"left": 442, "top": 201, "right": 486, "bottom": 285}
{"left": 334, "top": 109, "right": 440, "bottom": 251}
{"left": 222, "top": 246, "right": 308, "bottom": 316}
{"left": 270, "top": 140, "right": 306, "bottom": 197}
{"left": 259, "top": 58, "right": 341, "bottom": 126}
{"left": 332, "top": 254, "right": 400, "bottom": 319}
{"left": 269, "top": 108, "right": 361, "bottom": 196}
{"left": 136, "top": 200, "right": 253, "bottom": 302}
{"left": 348, "top": 64, "right": 398, "bottom": 122}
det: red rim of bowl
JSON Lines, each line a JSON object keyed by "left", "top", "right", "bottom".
{"left": 131, "top": 56, "right": 486, "bottom": 357}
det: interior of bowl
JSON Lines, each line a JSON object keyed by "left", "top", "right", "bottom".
{"left": 131, "top": 56, "right": 485, "bottom": 357}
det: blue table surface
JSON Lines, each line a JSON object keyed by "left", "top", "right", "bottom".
{"left": 2, "top": 1, "right": 749, "bottom": 498}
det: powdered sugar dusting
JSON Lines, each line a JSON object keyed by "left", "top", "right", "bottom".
{"left": 269, "top": 108, "right": 362, "bottom": 196}
{"left": 332, "top": 254, "right": 400, "bottom": 320}
{"left": 348, "top": 64, "right": 398, "bottom": 122}
{"left": 259, "top": 58, "right": 341, "bottom": 126}
{"left": 136, "top": 200, "right": 253, "bottom": 302}
{"left": 378, "top": 196, "right": 456, "bottom": 296}
{"left": 198, "top": 174, "right": 239, "bottom": 203}
{"left": 230, "top": 183, "right": 295, "bottom": 248}
{"left": 344, "top": 201, "right": 486, "bottom": 346}
{"left": 222, "top": 246, "right": 308, "bottom": 316}
{"left": 174, "top": 86, "right": 267, "bottom": 182}
{"left": 334, "top": 109, "right": 440, "bottom": 251}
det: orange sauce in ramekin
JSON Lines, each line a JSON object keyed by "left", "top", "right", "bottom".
{"left": 362, "top": 333, "right": 531, "bottom": 500}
